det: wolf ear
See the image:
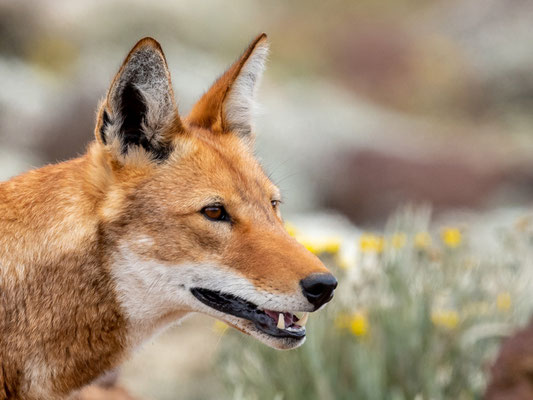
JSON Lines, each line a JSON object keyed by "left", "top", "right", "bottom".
{"left": 188, "top": 33, "right": 269, "bottom": 138}
{"left": 95, "top": 37, "right": 181, "bottom": 162}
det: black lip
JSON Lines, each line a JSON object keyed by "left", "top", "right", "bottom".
{"left": 190, "top": 288, "right": 306, "bottom": 339}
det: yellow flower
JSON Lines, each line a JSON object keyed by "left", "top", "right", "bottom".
{"left": 431, "top": 310, "right": 459, "bottom": 330}
{"left": 349, "top": 312, "right": 369, "bottom": 337}
{"left": 359, "top": 234, "right": 385, "bottom": 253}
{"left": 441, "top": 228, "right": 462, "bottom": 248}
{"left": 391, "top": 233, "right": 407, "bottom": 249}
{"left": 297, "top": 236, "right": 341, "bottom": 255}
{"left": 414, "top": 232, "right": 432, "bottom": 249}
{"left": 213, "top": 320, "right": 229, "bottom": 335}
{"left": 496, "top": 292, "right": 512, "bottom": 312}
{"left": 284, "top": 222, "right": 299, "bottom": 237}
{"left": 300, "top": 239, "right": 321, "bottom": 255}
{"left": 323, "top": 237, "right": 342, "bottom": 254}
{"left": 335, "top": 312, "right": 369, "bottom": 337}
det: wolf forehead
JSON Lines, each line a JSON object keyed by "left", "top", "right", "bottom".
{"left": 128, "top": 134, "right": 280, "bottom": 213}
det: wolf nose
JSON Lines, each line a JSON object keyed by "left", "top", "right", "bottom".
{"left": 300, "top": 273, "right": 338, "bottom": 310}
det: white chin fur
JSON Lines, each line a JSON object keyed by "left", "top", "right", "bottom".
{"left": 111, "top": 242, "right": 312, "bottom": 346}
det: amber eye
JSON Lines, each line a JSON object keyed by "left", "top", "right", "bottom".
{"left": 201, "top": 205, "right": 230, "bottom": 222}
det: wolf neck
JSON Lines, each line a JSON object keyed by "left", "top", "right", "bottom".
{"left": 0, "top": 156, "right": 131, "bottom": 398}
{"left": 0, "top": 156, "right": 101, "bottom": 270}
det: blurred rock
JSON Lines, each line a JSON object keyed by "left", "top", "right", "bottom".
{"left": 485, "top": 318, "right": 533, "bottom": 400}
{"left": 329, "top": 20, "right": 480, "bottom": 117}
{"left": 0, "top": 3, "right": 42, "bottom": 59}
{"left": 37, "top": 93, "right": 99, "bottom": 163}
{"left": 322, "top": 147, "right": 533, "bottom": 225}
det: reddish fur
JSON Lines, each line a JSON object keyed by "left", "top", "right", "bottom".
{"left": 0, "top": 34, "right": 330, "bottom": 399}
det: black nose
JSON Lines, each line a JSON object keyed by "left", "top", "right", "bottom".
{"left": 300, "top": 274, "right": 338, "bottom": 309}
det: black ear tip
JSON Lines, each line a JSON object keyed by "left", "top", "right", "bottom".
{"left": 130, "top": 37, "right": 164, "bottom": 54}
{"left": 250, "top": 33, "right": 268, "bottom": 48}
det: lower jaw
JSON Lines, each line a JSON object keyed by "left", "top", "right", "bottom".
{"left": 190, "top": 288, "right": 307, "bottom": 346}
{"left": 239, "top": 320, "right": 307, "bottom": 350}
{"left": 256, "top": 331, "right": 306, "bottom": 350}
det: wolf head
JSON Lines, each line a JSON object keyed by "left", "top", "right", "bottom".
{"left": 90, "top": 34, "right": 337, "bottom": 350}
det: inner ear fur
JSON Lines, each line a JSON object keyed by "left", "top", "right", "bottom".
{"left": 95, "top": 37, "right": 182, "bottom": 162}
{"left": 187, "top": 33, "right": 269, "bottom": 138}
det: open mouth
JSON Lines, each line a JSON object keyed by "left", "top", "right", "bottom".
{"left": 190, "top": 288, "right": 308, "bottom": 339}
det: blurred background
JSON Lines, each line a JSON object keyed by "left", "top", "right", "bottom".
{"left": 2, "top": 0, "right": 533, "bottom": 399}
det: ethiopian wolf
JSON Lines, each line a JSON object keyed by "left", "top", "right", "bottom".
{"left": 0, "top": 34, "right": 337, "bottom": 399}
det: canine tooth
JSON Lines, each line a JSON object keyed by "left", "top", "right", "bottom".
{"left": 297, "top": 312, "right": 309, "bottom": 327}
{"left": 277, "top": 313, "right": 285, "bottom": 330}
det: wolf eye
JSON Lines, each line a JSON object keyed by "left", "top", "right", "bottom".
{"left": 202, "top": 205, "right": 230, "bottom": 222}
{"left": 271, "top": 200, "right": 281, "bottom": 209}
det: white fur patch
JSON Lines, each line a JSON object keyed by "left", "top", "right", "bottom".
{"left": 224, "top": 40, "right": 269, "bottom": 136}
{"left": 0, "top": 261, "right": 22, "bottom": 284}
{"left": 23, "top": 357, "right": 55, "bottom": 399}
{"left": 111, "top": 240, "right": 311, "bottom": 347}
